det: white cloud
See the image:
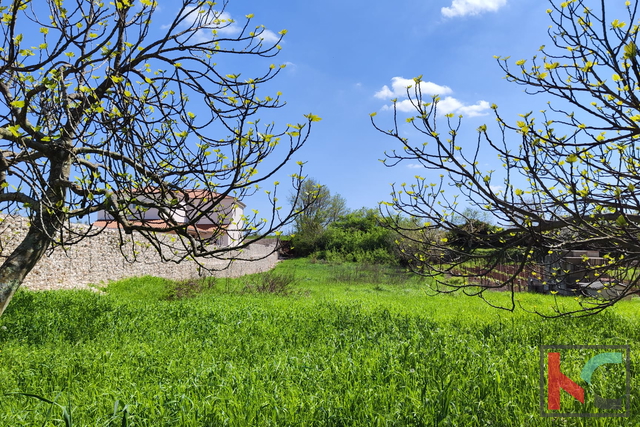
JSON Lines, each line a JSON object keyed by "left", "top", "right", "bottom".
{"left": 389, "top": 99, "right": 417, "bottom": 113}
{"left": 281, "top": 61, "right": 298, "bottom": 75}
{"left": 255, "top": 28, "right": 280, "bottom": 44}
{"left": 441, "top": 0, "right": 508, "bottom": 18}
{"left": 178, "top": 8, "right": 280, "bottom": 45}
{"left": 457, "top": 100, "right": 491, "bottom": 117}
{"left": 375, "top": 77, "right": 452, "bottom": 99}
{"left": 375, "top": 77, "right": 491, "bottom": 117}
{"left": 375, "top": 85, "right": 395, "bottom": 99}
{"left": 406, "top": 163, "right": 424, "bottom": 169}
{"left": 178, "top": 8, "right": 235, "bottom": 31}
{"left": 212, "top": 11, "right": 241, "bottom": 35}
{"left": 420, "top": 81, "right": 453, "bottom": 96}
{"left": 435, "top": 96, "right": 463, "bottom": 115}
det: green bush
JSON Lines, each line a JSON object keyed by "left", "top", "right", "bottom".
{"left": 302, "top": 208, "right": 402, "bottom": 264}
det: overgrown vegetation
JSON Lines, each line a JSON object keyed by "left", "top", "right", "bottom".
{"left": 0, "top": 259, "right": 639, "bottom": 425}
{"left": 324, "top": 262, "right": 416, "bottom": 286}
{"left": 165, "top": 277, "right": 216, "bottom": 301}
{"left": 289, "top": 178, "right": 349, "bottom": 257}
{"left": 241, "top": 270, "right": 299, "bottom": 296}
{"left": 291, "top": 207, "right": 405, "bottom": 265}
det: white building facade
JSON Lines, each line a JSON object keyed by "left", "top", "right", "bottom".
{"left": 95, "top": 190, "right": 246, "bottom": 247}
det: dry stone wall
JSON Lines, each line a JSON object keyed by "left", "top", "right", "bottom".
{"left": 0, "top": 215, "right": 279, "bottom": 291}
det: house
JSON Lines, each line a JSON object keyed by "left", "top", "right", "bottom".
{"left": 93, "top": 190, "right": 246, "bottom": 247}
{"left": 528, "top": 250, "right": 626, "bottom": 299}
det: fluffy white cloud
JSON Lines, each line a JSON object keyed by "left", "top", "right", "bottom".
{"left": 441, "top": 0, "right": 508, "bottom": 18}
{"left": 435, "top": 96, "right": 463, "bottom": 115}
{"left": 376, "top": 77, "right": 491, "bottom": 117}
{"left": 178, "top": 8, "right": 280, "bottom": 45}
{"left": 178, "top": 8, "right": 236, "bottom": 31}
{"left": 375, "top": 85, "right": 395, "bottom": 99}
{"left": 211, "top": 11, "right": 240, "bottom": 35}
{"left": 256, "top": 29, "right": 280, "bottom": 44}
{"left": 457, "top": 100, "right": 491, "bottom": 117}
{"left": 375, "top": 77, "right": 452, "bottom": 99}
{"left": 382, "top": 99, "right": 415, "bottom": 113}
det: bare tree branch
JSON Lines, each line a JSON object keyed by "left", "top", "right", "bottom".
{"left": 374, "top": 0, "right": 640, "bottom": 317}
{"left": 0, "top": 0, "right": 315, "bottom": 317}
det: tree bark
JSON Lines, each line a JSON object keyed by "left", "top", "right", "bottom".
{"left": 0, "top": 220, "right": 53, "bottom": 316}
{"left": 0, "top": 146, "right": 70, "bottom": 317}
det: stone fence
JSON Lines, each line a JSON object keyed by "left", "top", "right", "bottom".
{"left": 0, "top": 215, "right": 279, "bottom": 291}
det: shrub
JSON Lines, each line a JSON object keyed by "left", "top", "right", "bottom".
{"left": 165, "top": 277, "right": 216, "bottom": 300}
{"left": 242, "top": 270, "right": 298, "bottom": 296}
{"left": 306, "top": 208, "right": 403, "bottom": 265}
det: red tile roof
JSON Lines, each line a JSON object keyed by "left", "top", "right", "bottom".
{"left": 92, "top": 219, "right": 228, "bottom": 236}
{"left": 121, "top": 188, "right": 246, "bottom": 208}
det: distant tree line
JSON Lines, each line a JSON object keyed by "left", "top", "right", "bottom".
{"left": 288, "top": 179, "right": 404, "bottom": 264}
{"left": 288, "top": 180, "right": 502, "bottom": 265}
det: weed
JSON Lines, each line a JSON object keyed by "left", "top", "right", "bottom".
{"left": 241, "top": 270, "right": 298, "bottom": 295}
{"left": 329, "top": 262, "right": 414, "bottom": 285}
{"left": 6, "top": 393, "right": 132, "bottom": 427}
{"left": 165, "top": 277, "right": 215, "bottom": 300}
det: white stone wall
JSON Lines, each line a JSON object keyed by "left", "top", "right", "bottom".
{"left": 0, "top": 215, "right": 279, "bottom": 291}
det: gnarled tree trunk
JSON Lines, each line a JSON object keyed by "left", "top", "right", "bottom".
{"left": 0, "top": 220, "right": 55, "bottom": 316}
{"left": 0, "top": 145, "right": 70, "bottom": 317}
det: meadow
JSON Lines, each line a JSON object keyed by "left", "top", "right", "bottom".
{"left": 0, "top": 258, "right": 639, "bottom": 426}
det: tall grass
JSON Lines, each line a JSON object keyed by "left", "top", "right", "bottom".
{"left": 0, "top": 259, "right": 638, "bottom": 425}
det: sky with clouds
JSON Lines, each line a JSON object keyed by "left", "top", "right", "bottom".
{"left": 151, "top": 0, "right": 623, "bottom": 222}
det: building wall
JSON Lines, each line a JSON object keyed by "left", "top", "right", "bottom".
{"left": 184, "top": 197, "right": 245, "bottom": 246}
{"left": 0, "top": 215, "right": 279, "bottom": 291}
{"left": 96, "top": 195, "right": 245, "bottom": 247}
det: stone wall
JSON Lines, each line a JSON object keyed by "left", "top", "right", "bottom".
{"left": 0, "top": 215, "right": 279, "bottom": 291}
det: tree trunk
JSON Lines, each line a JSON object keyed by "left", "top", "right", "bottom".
{"left": 0, "top": 221, "right": 53, "bottom": 317}
{"left": 0, "top": 142, "right": 72, "bottom": 317}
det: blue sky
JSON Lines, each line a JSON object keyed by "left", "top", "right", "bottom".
{"left": 14, "top": 0, "right": 627, "bottom": 226}
{"left": 199, "top": 0, "right": 563, "bottom": 218}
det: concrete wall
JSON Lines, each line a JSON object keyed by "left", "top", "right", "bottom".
{"left": 0, "top": 215, "right": 279, "bottom": 291}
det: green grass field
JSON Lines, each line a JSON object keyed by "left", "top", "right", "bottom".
{"left": 0, "top": 258, "right": 639, "bottom": 426}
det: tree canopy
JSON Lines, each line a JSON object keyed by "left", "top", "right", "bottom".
{"left": 373, "top": 0, "right": 640, "bottom": 316}
{"left": 288, "top": 178, "right": 348, "bottom": 256}
{"left": 0, "top": 0, "right": 317, "bottom": 316}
